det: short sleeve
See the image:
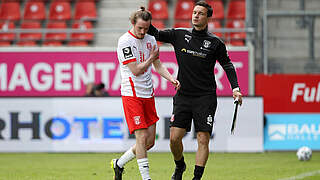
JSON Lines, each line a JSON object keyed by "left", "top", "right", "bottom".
{"left": 117, "top": 39, "right": 137, "bottom": 65}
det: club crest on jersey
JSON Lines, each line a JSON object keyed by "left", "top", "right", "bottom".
{"left": 134, "top": 116, "right": 141, "bottom": 125}
{"left": 146, "top": 42, "right": 152, "bottom": 50}
{"left": 207, "top": 115, "right": 213, "bottom": 126}
{"left": 184, "top": 35, "right": 192, "bottom": 43}
{"left": 122, "top": 46, "right": 133, "bottom": 59}
{"left": 203, "top": 40, "right": 211, "bottom": 48}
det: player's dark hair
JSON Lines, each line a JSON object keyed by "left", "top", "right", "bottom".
{"left": 130, "top": 6, "right": 152, "bottom": 24}
{"left": 195, "top": 1, "right": 213, "bottom": 17}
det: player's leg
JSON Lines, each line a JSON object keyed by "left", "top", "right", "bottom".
{"left": 170, "top": 94, "right": 192, "bottom": 180}
{"left": 111, "top": 96, "right": 142, "bottom": 180}
{"left": 135, "top": 128, "right": 152, "bottom": 180}
{"left": 192, "top": 94, "right": 217, "bottom": 180}
{"left": 192, "top": 131, "right": 210, "bottom": 180}
{"left": 146, "top": 123, "right": 156, "bottom": 150}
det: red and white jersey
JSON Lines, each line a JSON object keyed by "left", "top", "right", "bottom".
{"left": 117, "top": 31, "right": 157, "bottom": 98}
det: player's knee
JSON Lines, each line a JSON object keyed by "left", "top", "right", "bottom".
{"left": 197, "top": 133, "right": 210, "bottom": 146}
{"left": 170, "top": 136, "right": 181, "bottom": 145}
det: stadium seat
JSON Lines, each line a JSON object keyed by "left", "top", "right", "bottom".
{"left": 225, "top": 19, "right": 246, "bottom": 39}
{"left": 17, "top": 40, "right": 37, "bottom": 46}
{"left": 68, "top": 41, "right": 88, "bottom": 46}
{"left": 71, "top": 21, "right": 94, "bottom": 40}
{"left": 42, "top": 41, "right": 62, "bottom": 46}
{"left": 174, "top": 20, "right": 191, "bottom": 28}
{"left": 208, "top": 20, "right": 222, "bottom": 37}
{"left": 0, "top": 21, "right": 15, "bottom": 41}
{"left": 49, "top": 1, "right": 71, "bottom": 20}
{"left": 152, "top": 20, "right": 165, "bottom": 29}
{"left": 0, "top": 2, "right": 21, "bottom": 21}
{"left": 74, "top": 1, "right": 97, "bottom": 20}
{"left": 227, "top": 0, "right": 246, "bottom": 19}
{"left": 225, "top": 19, "right": 246, "bottom": 46}
{"left": 148, "top": 0, "right": 168, "bottom": 20}
{"left": 23, "top": 1, "right": 46, "bottom": 21}
{"left": 20, "top": 21, "right": 42, "bottom": 40}
{"left": 45, "top": 21, "right": 67, "bottom": 40}
{"left": 174, "top": 0, "right": 194, "bottom": 20}
{"left": 0, "top": 41, "right": 11, "bottom": 46}
{"left": 207, "top": 0, "right": 224, "bottom": 20}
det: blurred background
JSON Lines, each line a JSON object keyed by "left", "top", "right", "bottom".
{"left": 0, "top": 0, "right": 319, "bottom": 153}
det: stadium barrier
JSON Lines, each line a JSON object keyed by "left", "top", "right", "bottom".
{"left": 0, "top": 97, "right": 263, "bottom": 152}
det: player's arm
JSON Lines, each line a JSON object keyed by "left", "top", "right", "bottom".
{"left": 148, "top": 24, "right": 175, "bottom": 44}
{"left": 127, "top": 45, "right": 159, "bottom": 76}
{"left": 216, "top": 42, "right": 243, "bottom": 104}
{"left": 152, "top": 59, "right": 180, "bottom": 90}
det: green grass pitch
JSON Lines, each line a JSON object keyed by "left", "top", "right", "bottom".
{"left": 0, "top": 152, "right": 319, "bottom": 180}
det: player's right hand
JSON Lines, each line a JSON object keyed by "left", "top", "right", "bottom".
{"left": 150, "top": 45, "right": 159, "bottom": 61}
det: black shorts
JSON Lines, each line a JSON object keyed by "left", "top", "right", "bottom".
{"left": 171, "top": 93, "right": 217, "bottom": 135}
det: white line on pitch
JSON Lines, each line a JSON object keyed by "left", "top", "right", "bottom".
{"left": 277, "top": 170, "right": 320, "bottom": 180}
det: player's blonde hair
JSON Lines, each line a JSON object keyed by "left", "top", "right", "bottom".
{"left": 130, "top": 6, "right": 152, "bottom": 24}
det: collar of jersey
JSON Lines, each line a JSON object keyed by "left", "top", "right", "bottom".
{"left": 192, "top": 26, "right": 208, "bottom": 36}
{"left": 128, "top": 30, "right": 138, "bottom": 39}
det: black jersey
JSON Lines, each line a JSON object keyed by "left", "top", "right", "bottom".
{"left": 148, "top": 25, "right": 239, "bottom": 96}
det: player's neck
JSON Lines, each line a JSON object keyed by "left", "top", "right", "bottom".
{"left": 129, "top": 28, "right": 142, "bottom": 39}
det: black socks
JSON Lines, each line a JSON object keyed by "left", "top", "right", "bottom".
{"left": 193, "top": 165, "right": 205, "bottom": 179}
{"left": 174, "top": 156, "right": 185, "bottom": 168}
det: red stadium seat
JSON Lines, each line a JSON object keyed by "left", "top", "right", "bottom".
{"left": 152, "top": 20, "right": 165, "bottom": 29}
{"left": 71, "top": 21, "right": 94, "bottom": 40}
{"left": 207, "top": 0, "right": 224, "bottom": 20}
{"left": 42, "top": 41, "right": 62, "bottom": 46}
{"left": 45, "top": 21, "right": 67, "bottom": 40}
{"left": 74, "top": 1, "right": 97, "bottom": 20}
{"left": 49, "top": 1, "right": 71, "bottom": 20}
{"left": 225, "top": 19, "right": 246, "bottom": 46}
{"left": 0, "top": 41, "right": 11, "bottom": 46}
{"left": 174, "top": 0, "right": 194, "bottom": 20}
{"left": 20, "top": 21, "right": 42, "bottom": 40}
{"left": 148, "top": 0, "right": 168, "bottom": 20}
{"left": 23, "top": 1, "right": 46, "bottom": 21}
{"left": 68, "top": 41, "right": 88, "bottom": 46}
{"left": 174, "top": 20, "right": 191, "bottom": 28}
{"left": 0, "top": 21, "right": 15, "bottom": 40}
{"left": 17, "top": 40, "right": 37, "bottom": 46}
{"left": 225, "top": 19, "right": 246, "bottom": 39}
{"left": 208, "top": 20, "right": 222, "bottom": 37}
{"left": 0, "top": 2, "right": 20, "bottom": 21}
{"left": 227, "top": 0, "right": 246, "bottom": 19}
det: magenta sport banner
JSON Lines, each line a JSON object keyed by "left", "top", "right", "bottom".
{"left": 0, "top": 51, "right": 248, "bottom": 97}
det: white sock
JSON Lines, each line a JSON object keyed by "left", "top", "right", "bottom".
{"left": 117, "top": 147, "right": 135, "bottom": 168}
{"left": 137, "top": 158, "right": 151, "bottom": 180}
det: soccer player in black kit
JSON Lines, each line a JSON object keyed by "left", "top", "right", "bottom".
{"left": 148, "top": 1, "right": 243, "bottom": 180}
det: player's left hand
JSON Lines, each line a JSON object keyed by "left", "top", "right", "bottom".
{"left": 233, "top": 91, "right": 242, "bottom": 106}
{"left": 171, "top": 79, "right": 181, "bottom": 91}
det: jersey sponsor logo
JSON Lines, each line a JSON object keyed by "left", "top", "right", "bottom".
{"left": 180, "top": 48, "right": 207, "bottom": 58}
{"left": 184, "top": 34, "right": 192, "bottom": 43}
{"left": 134, "top": 116, "right": 141, "bottom": 125}
{"left": 122, "top": 46, "right": 134, "bottom": 59}
{"left": 146, "top": 42, "right": 152, "bottom": 50}
{"left": 203, "top": 40, "right": 211, "bottom": 48}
